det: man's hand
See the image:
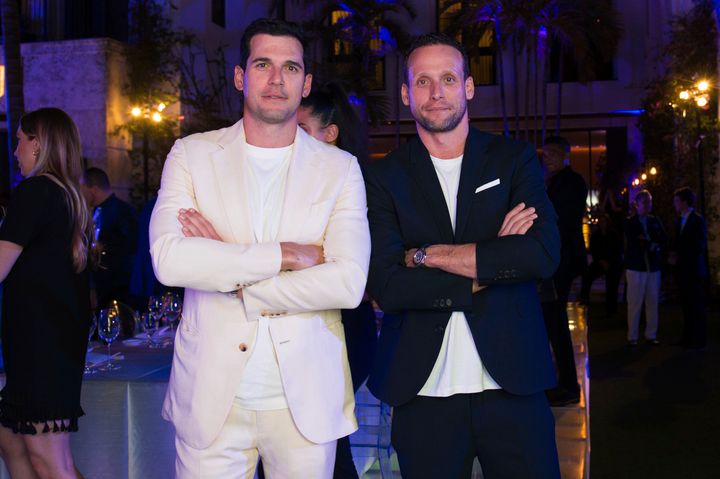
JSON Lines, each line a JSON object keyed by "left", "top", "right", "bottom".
{"left": 497, "top": 202, "right": 537, "bottom": 237}
{"left": 280, "top": 242, "right": 325, "bottom": 271}
{"left": 178, "top": 208, "right": 222, "bottom": 240}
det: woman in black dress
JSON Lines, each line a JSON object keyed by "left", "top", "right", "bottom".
{"left": 0, "top": 108, "right": 91, "bottom": 478}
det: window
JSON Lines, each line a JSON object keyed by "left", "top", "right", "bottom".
{"left": 211, "top": 0, "right": 225, "bottom": 28}
{"left": 438, "top": 0, "right": 496, "bottom": 86}
{"left": 329, "top": 10, "right": 385, "bottom": 91}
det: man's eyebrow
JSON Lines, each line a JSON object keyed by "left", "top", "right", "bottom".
{"left": 250, "top": 58, "right": 303, "bottom": 71}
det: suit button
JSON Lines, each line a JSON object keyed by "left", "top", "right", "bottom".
{"left": 239, "top": 343, "right": 248, "bottom": 352}
{"left": 434, "top": 325, "right": 445, "bottom": 333}
{"left": 446, "top": 298, "right": 452, "bottom": 307}
{"left": 439, "top": 299, "right": 446, "bottom": 307}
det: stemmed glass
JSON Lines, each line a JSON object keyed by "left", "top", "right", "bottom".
{"left": 98, "top": 308, "right": 121, "bottom": 371}
{"left": 162, "top": 292, "right": 182, "bottom": 331}
{"left": 84, "top": 313, "right": 98, "bottom": 375}
{"left": 141, "top": 311, "right": 159, "bottom": 348}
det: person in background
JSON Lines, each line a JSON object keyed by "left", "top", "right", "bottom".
{"left": 298, "top": 82, "right": 377, "bottom": 479}
{"left": 542, "top": 135, "right": 587, "bottom": 406}
{"left": 624, "top": 190, "right": 666, "bottom": 346}
{"left": 580, "top": 214, "right": 623, "bottom": 316}
{"left": 670, "top": 186, "right": 707, "bottom": 350}
{"left": 80, "top": 167, "right": 137, "bottom": 334}
{"left": 0, "top": 107, "right": 91, "bottom": 478}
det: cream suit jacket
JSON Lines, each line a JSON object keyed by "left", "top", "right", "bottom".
{"left": 149, "top": 119, "right": 370, "bottom": 449}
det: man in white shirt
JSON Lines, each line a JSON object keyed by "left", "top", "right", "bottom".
{"left": 149, "top": 18, "right": 369, "bottom": 478}
{"left": 364, "top": 33, "right": 561, "bottom": 478}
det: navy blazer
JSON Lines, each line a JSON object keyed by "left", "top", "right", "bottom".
{"left": 675, "top": 212, "right": 707, "bottom": 279}
{"left": 624, "top": 214, "right": 665, "bottom": 272}
{"left": 364, "top": 128, "right": 560, "bottom": 406}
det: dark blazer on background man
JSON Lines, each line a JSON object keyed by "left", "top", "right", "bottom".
{"left": 364, "top": 128, "right": 560, "bottom": 407}
{"left": 546, "top": 166, "right": 588, "bottom": 280}
{"left": 675, "top": 212, "right": 707, "bottom": 279}
{"left": 624, "top": 214, "right": 666, "bottom": 272}
{"left": 93, "top": 193, "right": 138, "bottom": 305}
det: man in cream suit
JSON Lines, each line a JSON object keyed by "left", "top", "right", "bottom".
{"left": 149, "top": 18, "right": 370, "bottom": 478}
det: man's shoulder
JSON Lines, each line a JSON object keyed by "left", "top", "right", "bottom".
{"left": 471, "top": 128, "right": 530, "bottom": 157}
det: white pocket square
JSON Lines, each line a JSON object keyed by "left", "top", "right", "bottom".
{"left": 475, "top": 179, "right": 500, "bottom": 193}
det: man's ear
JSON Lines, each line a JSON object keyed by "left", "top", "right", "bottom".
{"left": 302, "top": 73, "right": 313, "bottom": 98}
{"left": 324, "top": 124, "right": 339, "bottom": 144}
{"left": 234, "top": 65, "right": 245, "bottom": 92}
{"left": 465, "top": 76, "right": 475, "bottom": 100}
{"left": 401, "top": 83, "right": 410, "bottom": 106}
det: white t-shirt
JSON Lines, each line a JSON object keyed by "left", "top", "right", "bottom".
{"left": 235, "top": 142, "right": 292, "bottom": 410}
{"left": 418, "top": 154, "right": 501, "bottom": 397}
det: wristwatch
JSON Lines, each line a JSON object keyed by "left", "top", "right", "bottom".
{"left": 412, "top": 245, "right": 429, "bottom": 267}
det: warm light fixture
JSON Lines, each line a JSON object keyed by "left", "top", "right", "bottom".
{"left": 679, "top": 90, "right": 690, "bottom": 100}
{"left": 633, "top": 178, "right": 640, "bottom": 186}
{"left": 641, "top": 173, "right": 647, "bottom": 180}
{"left": 697, "top": 80, "right": 709, "bottom": 92}
{"left": 696, "top": 96, "right": 709, "bottom": 108}
{"left": 650, "top": 167, "right": 657, "bottom": 175}
{"left": 152, "top": 112, "right": 162, "bottom": 122}
{"left": 158, "top": 103, "right": 166, "bottom": 112}
{"left": 131, "top": 107, "right": 142, "bottom": 117}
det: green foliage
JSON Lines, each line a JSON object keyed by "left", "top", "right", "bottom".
{"left": 637, "top": 0, "right": 719, "bottom": 291}
{"left": 176, "top": 32, "right": 238, "bottom": 135}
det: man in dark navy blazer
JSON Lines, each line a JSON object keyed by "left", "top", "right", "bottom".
{"left": 671, "top": 186, "right": 708, "bottom": 349}
{"left": 365, "top": 33, "right": 561, "bottom": 479}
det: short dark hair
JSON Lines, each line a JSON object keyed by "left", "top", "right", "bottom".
{"left": 403, "top": 33, "right": 469, "bottom": 83}
{"left": 674, "top": 186, "right": 696, "bottom": 207}
{"left": 634, "top": 189, "right": 652, "bottom": 203}
{"left": 83, "top": 167, "right": 110, "bottom": 190}
{"left": 544, "top": 135, "right": 571, "bottom": 153}
{"left": 239, "top": 18, "right": 309, "bottom": 72}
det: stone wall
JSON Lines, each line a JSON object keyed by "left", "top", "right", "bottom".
{"left": 1, "top": 38, "right": 133, "bottom": 200}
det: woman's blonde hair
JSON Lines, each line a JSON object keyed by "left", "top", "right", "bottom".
{"left": 20, "top": 108, "right": 91, "bottom": 273}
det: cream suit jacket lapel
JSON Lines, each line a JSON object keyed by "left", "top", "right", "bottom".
{"left": 209, "top": 119, "right": 255, "bottom": 244}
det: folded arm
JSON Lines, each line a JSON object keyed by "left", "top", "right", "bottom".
{"left": 149, "top": 139, "right": 282, "bottom": 293}
{"left": 240, "top": 159, "right": 370, "bottom": 318}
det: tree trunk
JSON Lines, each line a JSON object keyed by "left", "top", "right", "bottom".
{"left": 524, "top": 39, "right": 531, "bottom": 141}
{"left": 1, "top": 0, "right": 25, "bottom": 195}
{"left": 495, "top": 19, "right": 509, "bottom": 137}
{"left": 512, "top": 35, "right": 520, "bottom": 138}
{"left": 533, "top": 34, "right": 538, "bottom": 146}
{"left": 541, "top": 50, "right": 548, "bottom": 146}
{"left": 555, "top": 48, "right": 564, "bottom": 135}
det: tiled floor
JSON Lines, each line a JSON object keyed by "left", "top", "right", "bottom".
{"left": 350, "top": 303, "right": 590, "bottom": 478}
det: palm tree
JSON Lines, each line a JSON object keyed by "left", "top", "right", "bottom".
{"left": 1, "top": 0, "right": 24, "bottom": 194}
{"left": 441, "top": 0, "right": 621, "bottom": 144}
{"left": 302, "top": 0, "right": 416, "bottom": 126}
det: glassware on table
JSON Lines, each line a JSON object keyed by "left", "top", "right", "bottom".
{"left": 84, "top": 313, "right": 98, "bottom": 375}
{"left": 97, "top": 308, "right": 121, "bottom": 371}
{"left": 162, "top": 292, "right": 182, "bottom": 331}
{"left": 140, "top": 311, "right": 160, "bottom": 348}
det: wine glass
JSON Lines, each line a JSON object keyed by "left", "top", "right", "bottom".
{"left": 84, "top": 313, "right": 98, "bottom": 375}
{"left": 162, "top": 292, "right": 182, "bottom": 331}
{"left": 98, "top": 308, "right": 121, "bottom": 371}
{"left": 141, "top": 311, "right": 159, "bottom": 348}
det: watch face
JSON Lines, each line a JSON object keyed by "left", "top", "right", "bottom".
{"left": 413, "top": 249, "right": 425, "bottom": 265}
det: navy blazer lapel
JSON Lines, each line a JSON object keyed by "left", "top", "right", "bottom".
{"left": 407, "top": 138, "right": 454, "bottom": 243}
{"left": 455, "top": 129, "right": 492, "bottom": 240}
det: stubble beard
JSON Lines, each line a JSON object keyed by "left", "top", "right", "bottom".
{"left": 413, "top": 101, "right": 467, "bottom": 133}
